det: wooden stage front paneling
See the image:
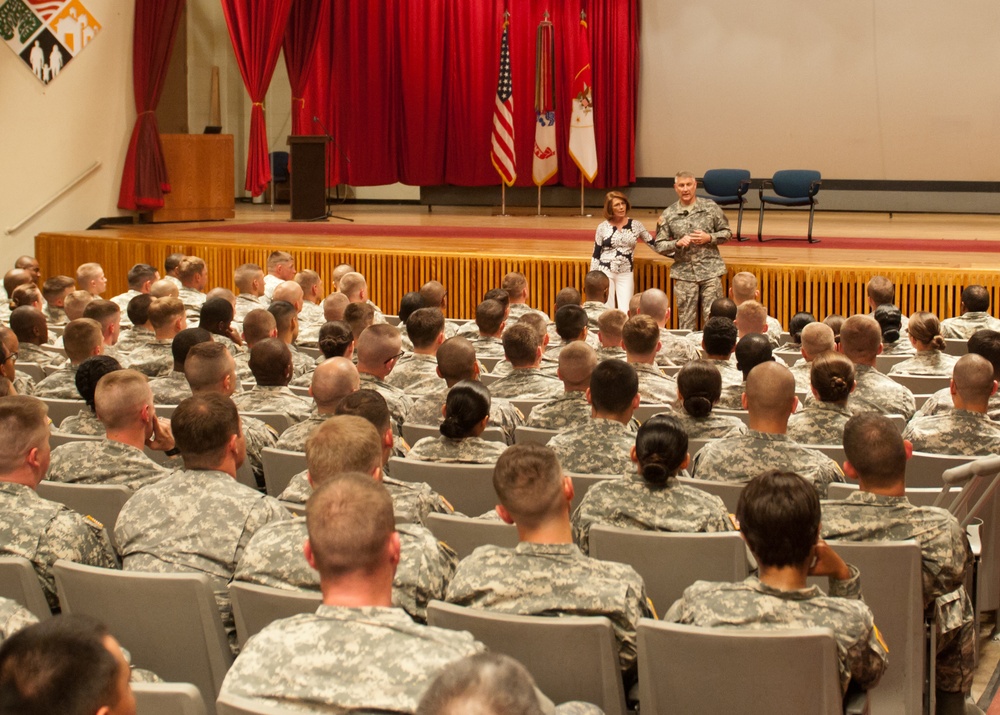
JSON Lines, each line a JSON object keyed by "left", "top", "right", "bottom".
{"left": 35, "top": 205, "right": 1000, "bottom": 328}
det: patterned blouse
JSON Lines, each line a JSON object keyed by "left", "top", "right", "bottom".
{"left": 591, "top": 219, "right": 655, "bottom": 274}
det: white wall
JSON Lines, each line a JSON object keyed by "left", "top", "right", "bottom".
{"left": 0, "top": 0, "right": 134, "bottom": 267}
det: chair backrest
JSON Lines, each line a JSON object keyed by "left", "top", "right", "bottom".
{"left": 771, "top": 169, "right": 822, "bottom": 199}
{"left": 38, "top": 398, "right": 87, "bottom": 428}
{"left": 479, "top": 356, "right": 505, "bottom": 373}
{"left": 513, "top": 425, "right": 559, "bottom": 445}
{"left": 269, "top": 151, "right": 289, "bottom": 182}
{"left": 424, "top": 513, "right": 518, "bottom": 559}
{"left": 154, "top": 403, "right": 177, "bottom": 419}
{"left": 713, "top": 408, "right": 751, "bottom": 426}
{"left": 52, "top": 561, "right": 234, "bottom": 715}
{"left": 229, "top": 582, "right": 322, "bottom": 648}
{"left": 943, "top": 338, "right": 968, "bottom": 357}
{"left": 260, "top": 447, "right": 307, "bottom": 497}
{"left": 875, "top": 353, "right": 916, "bottom": 373}
{"left": 133, "top": 682, "right": 208, "bottom": 715}
{"left": 687, "top": 437, "right": 711, "bottom": 458}
{"left": 35, "top": 481, "right": 132, "bottom": 551}
{"left": 888, "top": 373, "right": 951, "bottom": 394}
{"left": 241, "top": 411, "right": 294, "bottom": 435}
{"left": 589, "top": 526, "right": 748, "bottom": 613}
{"left": 296, "top": 345, "right": 321, "bottom": 360}
{"left": 387, "top": 458, "right": 497, "bottom": 516}
{"left": 48, "top": 430, "right": 102, "bottom": 449}
{"left": 700, "top": 169, "right": 751, "bottom": 200}
{"left": 478, "top": 373, "right": 501, "bottom": 387}
{"left": 17, "top": 362, "right": 46, "bottom": 382}
{"left": 402, "top": 423, "right": 506, "bottom": 445}
{"left": 217, "top": 694, "right": 312, "bottom": 715}
{"left": 772, "top": 350, "right": 799, "bottom": 366}
{"left": 638, "top": 620, "right": 843, "bottom": 715}
{"left": 632, "top": 404, "right": 672, "bottom": 423}
{"left": 676, "top": 476, "right": 744, "bottom": 512}
{"left": 826, "top": 482, "right": 857, "bottom": 500}
{"left": 886, "top": 413, "right": 906, "bottom": 432}
{"left": 427, "top": 601, "right": 626, "bottom": 715}
{"left": 907, "top": 452, "right": 975, "bottom": 487}
{"left": 808, "top": 443, "right": 846, "bottom": 467}
{"left": 510, "top": 399, "right": 545, "bottom": 417}
{"left": 564, "top": 473, "right": 616, "bottom": 512}
{"left": 0, "top": 556, "right": 52, "bottom": 620}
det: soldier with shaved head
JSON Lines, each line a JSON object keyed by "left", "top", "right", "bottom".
{"left": 638, "top": 288, "right": 699, "bottom": 366}
{"left": 525, "top": 342, "right": 600, "bottom": 432}
{"left": 356, "top": 323, "right": 413, "bottom": 432}
{"left": 834, "top": 314, "right": 915, "bottom": 419}
{"left": 33, "top": 318, "right": 105, "bottom": 399}
{"left": 276, "top": 357, "right": 361, "bottom": 452}
{"left": 127, "top": 297, "right": 187, "bottom": 378}
{"left": 232, "top": 338, "right": 313, "bottom": 423}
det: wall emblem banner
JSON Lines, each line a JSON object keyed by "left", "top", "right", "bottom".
{"left": 0, "top": 0, "right": 101, "bottom": 84}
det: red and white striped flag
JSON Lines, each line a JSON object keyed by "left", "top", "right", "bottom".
{"left": 568, "top": 10, "right": 598, "bottom": 183}
{"left": 490, "top": 13, "right": 516, "bottom": 187}
{"left": 533, "top": 12, "right": 558, "bottom": 186}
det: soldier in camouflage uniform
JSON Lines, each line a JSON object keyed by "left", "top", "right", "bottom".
{"left": 487, "top": 323, "right": 563, "bottom": 400}
{"left": 832, "top": 315, "right": 915, "bottom": 420}
{"left": 501, "top": 272, "right": 549, "bottom": 326}
{"left": 666, "top": 470, "right": 887, "bottom": 695}
{"left": 233, "top": 263, "right": 268, "bottom": 326}
{"left": 582, "top": 270, "right": 610, "bottom": 327}
{"left": 940, "top": 285, "right": 1000, "bottom": 339}
{"left": 220, "top": 473, "right": 483, "bottom": 712}
{"left": 115, "top": 394, "right": 290, "bottom": 649}
{"left": 115, "top": 294, "right": 156, "bottom": 354}
{"left": 786, "top": 351, "right": 855, "bottom": 445}
{"left": 788, "top": 322, "right": 837, "bottom": 392}
{"left": 699, "top": 316, "right": 743, "bottom": 386}
{"left": 572, "top": 416, "right": 733, "bottom": 553}
{"left": 446, "top": 444, "right": 654, "bottom": 676}
{"left": 237, "top": 416, "right": 457, "bottom": 622}
{"left": 0, "top": 396, "right": 119, "bottom": 610}
{"left": 595, "top": 308, "right": 628, "bottom": 362}
{"left": 875, "top": 304, "right": 915, "bottom": 356}
{"left": 913, "top": 329, "right": 1000, "bottom": 422}
{"left": 9, "top": 307, "right": 66, "bottom": 373}
{"left": 57, "top": 408, "right": 106, "bottom": 436}
{"left": 622, "top": 314, "right": 679, "bottom": 407}
{"left": 468, "top": 298, "right": 507, "bottom": 360}
{"left": 634, "top": 288, "right": 699, "bottom": 366}
{"left": 728, "top": 272, "right": 784, "bottom": 347}
{"left": 231, "top": 339, "right": 314, "bottom": 424}
{"left": 525, "top": 342, "right": 599, "bottom": 432}
{"left": 822, "top": 414, "right": 975, "bottom": 710}
{"left": 0, "top": 596, "right": 37, "bottom": 643}
{"left": 274, "top": 357, "right": 359, "bottom": 452}
{"left": 355, "top": 323, "right": 414, "bottom": 432}
{"left": 32, "top": 318, "right": 105, "bottom": 399}
{"left": 652, "top": 172, "right": 732, "bottom": 330}
{"left": 548, "top": 360, "right": 641, "bottom": 476}
{"left": 146, "top": 327, "right": 212, "bottom": 405}
{"left": 692, "top": 362, "right": 843, "bottom": 497}
{"left": 665, "top": 360, "right": 747, "bottom": 440}
{"left": 126, "top": 297, "right": 188, "bottom": 378}
{"left": 265, "top": 298, "right": 314, "bottom": 380}
{"left": 175, "top": 256, "right": 208, "bottom": 320}
{"left": 386, "top": 308, "right": 448, "bottom": 397}
{"left": 902, "top": 354, "right": 1000, "bottom": 456}
{"left": 888, "top": 311, "right": 958, "bottom": 377}
{"left": 408, "top": 382, "right": 507, "bottom": 465}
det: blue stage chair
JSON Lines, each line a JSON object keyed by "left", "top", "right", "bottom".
{"left": 757, "top": 170, "right": 822, "bottom": 243}
{"left": 699, "top": 169, "right": 751, "bottom": 240}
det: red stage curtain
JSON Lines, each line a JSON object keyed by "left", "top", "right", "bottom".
{"left": 221, "top": 0, "right": 294, "bottom": 196}
{"left": 282, "top": 0, "right": 329, "bottom": 136}
{"left": 117, "top": 0, "right": 186, "bottom": 211}
{"left": 303, "top": 0, "right": 637, "bottom": 189}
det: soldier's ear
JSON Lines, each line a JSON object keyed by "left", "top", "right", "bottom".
{"left": 496, "top": 504, "right": 515, "bottom": 524}
{"left": 681, "top": 452, "right": 691, "bottom": 470}
{"left": 630, "top": 445, "right": 638, "bottom": 464}
{"left": 303, "top": 539, "right": 317, "bottom": 570}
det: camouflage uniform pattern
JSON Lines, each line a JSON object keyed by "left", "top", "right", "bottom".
{"left": 596, "top": 345, "right": 626, "bottom": 361}
{"left": 218, "top": 604, "right": 483, "bottom": 712}
{"left": 126, "top": 340, "right": 174, "bottom": 378}
{"left": 487, "top": 367, "right": 564, "bottom": 400}
{"left": 115, "top": 469, "right": 290, "bottom": 647}
{"left": 692, "top": 430, "right": 843, "bottom": 497}
{"left": 765, "top": 315, "right": 783, "bottom": 347}
{"left": 704, "top": 357, "right": 744, "bottom": 388}
{"left": 571, "top": 472, "right": 734, "bottom": 553}
{"left": 18, "top": 342, "right": 66, "bottom": 373}
{"left": 111, "top": 289, "right": 141, "bottom": 317}
{"left": 31, "top": 365, "right": 80, "bottom": 399}
{"left": 789, "top": 358, "right": 812, "bottom": 392}
{"left": 469, "top": 334, "right": 506, "bottom": 359}
{"left": 446, "top": 541, "right": 653, "bottom": 671}
{"left": 913, "top": 387, "right": 1000, "bottom": 423}
{"left": 274, "top": 413, "right": 330, "bottom": 452}
{"left": 548, "top": 419, "right": 635, "bottom": 475}
{"left": 232, "top": 386, "right": 314, "bottom": 424}
{"left": 456, "top": 321, "right": 480, "bottom": 338}
{"left": 656, "top": 328, "right": 699, "bottom": 367}
{"left": 881, "top": 338, "right": 916, "bottom": 356}
{"left": 47, "top": 439, "right": 173, "bottom": 490}
{"left": 664, "top": 567, "right": 886, "bottom": 693}
{"left": 0, "top": 596, "right": 37, "bottom": 643}
{"left": 940, "top": 312, "right": 1000, "bottom": 340}
{"left": 582, "top": 300, "right": 607, "bottom": 331}
{"left": 715, "top": 381, "right": 746, "bottom": 410}
{"left": 386, "top": 353, "right": 446, "bottom": 396}
{"left": 242, "top": 415, "right": 280, "bottom": 488}
{"left": 838, "top": 365, "right": 916, "bottom": 420}
{"left": 888, "top": 350, "right": 958, "bottom": 376}
{"left": 359, "top": 372, "right": 414, "bottom": 431}
{"left": 786, "top": 402, "right": 853, "bottom": 445}
{"left": 491, "top": 355, "right": 559, "bottom": 378}
{"left": 44, "top": 304, "right": 68, "bottom": 326}
{"left": 234, "top": 294, "right": 265, "bottom": 325}
{"left": 0, "top": 481, "right": 119, "bottom": 609}
{"left": 407, "top": 387, "right": 522, "bottom": 445}
{"left": 821, "top": 491, "right": 975, "bottom": 692}
{"left": 506, "top": 303, "right": 548, "bottom": 323}
{"left": 287, "top": 345, "right": 314, "bottom": 380}
{"left": 660, "top": 409, "right": 747, "bottom": 440}
{"left": 177, "top": 287, "right": 206, "bottom": 319}
{"left": 233, "top": 518, "right": 458, "bottom": 622}
{"left": 631, "top": 362, "right": 678, "bottom": 406}
{"left": 13, "top": 373, "right": 35, "bottom": 396}
{"left": 115, "top": 326, "right": 155, "bottom": 354}
{"left": 653, "top": 198, "right": 732, "bottom": 329}
{"left": 525, "top": 391, "right": 593, "bottom": 431}
{"left": 58, "top": 409, "right": 105, "bottom": 436}
{"left": 407, "top": 436, "right": 507, "bottom": 464}
{"left": 148, "top": 371, "right": 192, "bottom": 405}
{"left": 901, "top": 409, "right": 1000, "bottom": 456}
{"left": 233, "top": 351, "right": 253, "bottom": 383}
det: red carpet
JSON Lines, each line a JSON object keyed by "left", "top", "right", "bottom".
{"left": 188, "top": 222, "right": 999, "bottom": 253}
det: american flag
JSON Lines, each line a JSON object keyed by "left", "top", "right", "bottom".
{"left": 490, "top": 16, "right": 516, "bottom": 187}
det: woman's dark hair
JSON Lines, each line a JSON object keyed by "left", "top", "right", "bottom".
{"left": 677, "top": 360, "right": 722, "bottom": 419}
{"left": 74, "top": 356, "right": 122, "bottom": 410}
{"left": 873, "top": 304, "right": 902, "bottom": 344}
{"left": 788, "top": 312, "right": 815, "bottom": 344}
{"left": 397, "top": 292, "right": 426, "bottom": 324}
{"left": 634, "top": 416, "right": 688, "bottom": 486}
{"left": 809, "top": 351, "right": 855, "bottom": 403}
{"left": 318, "top": 320, "right": 354, "bottom": 359}
{"left": 440, "top": 380, "right": 491, "bottom": 439}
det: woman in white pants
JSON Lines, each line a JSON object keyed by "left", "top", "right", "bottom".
{"left": 590, "top": 191, "right": 655, "bottom": 309}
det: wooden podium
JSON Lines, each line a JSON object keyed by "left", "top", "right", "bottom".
{"left": 147, "top": 134, "right": 235, "bottom": 223}
{"left": 288, "top": 136, "right": 328, "bottom": 221}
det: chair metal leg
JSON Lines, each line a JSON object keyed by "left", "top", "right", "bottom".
{"left": 735, "top": 200, "right": 748, "bottom": 241}
{"left": 807, "top": 201, "right": 820, "bottom": 243}
{"left": 757, "top": 201, "right": 766, "bottom": 242}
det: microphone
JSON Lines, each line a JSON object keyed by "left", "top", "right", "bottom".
{"left": 312, "top": 116, "right": 350, "bottom": 164}
{"left": 313, "top": 115, "right": 332, "bottom": 139}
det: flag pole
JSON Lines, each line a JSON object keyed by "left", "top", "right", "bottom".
{"left": 500, "top": 182, "right": 508, "bottom": 217}
{"left": 537, "top": 185, "right": 542, "bottom": 216}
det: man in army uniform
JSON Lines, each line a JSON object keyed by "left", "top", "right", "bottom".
{"left": 76, "top": 262, "right": 107, "bottom": 297}
{"left": 902, "top": 353, "right": 1000, "bottom": 455}
{"left": 445, "top": 444, "right": 654, "bottom": 678}
{"left": 232, "top": 338, "right": 314, "bottom": 424}
{"left": 175, "top": 256, "right": 208, "bottom": 320}
{"left": 115, "top": 295, "right": 156, "bottom": 354}
{"left": 822, "top": 414, "right": 976, "bottom": 714}
{"left": 81, "top": 299, "right": 125, "bottom": 364}
{"left": 582, "top": 270, "right": 610, "bottom": 326}
{"left": 419, "top": 280, "right": 461, "bottom": 339}
{"left": 788, "top": 321, "right": 836, "bottom": 392}
{"left": 162, "top": 253, "right": 184, "bottom": 290}
{"left": 487, "top": 323, "right": 563, "bottom": 400}
{"left": 729, "top": 271, "right": 783, "bottom": 346}
{"left": 387, "top": 308, "right": 448, "bottom": 396}
{"left": 0, "top": 328, "right": 33, "bottom": 397}
{"left": 236, "top": 415, "right": 457, "bottom": 622}
{"left": 147, "top": 327, "right": 212, "bottom": 405}
{"left": 717, "top": 332, "right": 774, "bottom": 409}
{"left": 525, "top": 342, "right": 599, "bottom": 432}
{"left": 468, "top": 298, "right": 508, "bottom": 359}
{"left": 115, "top": 393, "right": 290, "bottom": 648}
{"left": 941, "top": 285, "right": 1000, "bottom": 339}
{"left": 734, "top": 300, "right": 769, "bottom": 341}
{"left": 652, "top": 171, "right": 732, "bottom": 330}
{"left": 916, "top": 330, "right": 1000, "bottom": 421}
{"left": 595, "top": 309, "right": 627, "bottom": 361}
{"left": 339, "top": 271, "right": 387, "bottom": 324}
{"left": 0, "top": 396, "right": 118, "bottom": 610}
{"left": 47, "top": 370, "right": 175, "bottom": 490}
{"left": 666, "top": 470, "right": 887, "bottom": 694}
{"left": 185, "top": 341, "right": 278, "bottom": 488}
{"left": 262, "top": 251, "right": 295, "bottom": 302}
{"left": 110, "top": 263, "right": 158, "bottom": 325}
{"left": 700, "top": 316, "right": 742, "bottom": 387}
{"left": 0, "top": 596, "right": 37, "bottom": 643}
{"left": 9, "top": 307, "right": 66, "bottom": 373}
{"left": 637, "top": 289, "right": 699, "bottom": 366}
{"left": 501, "top": 272, "right": 548, "bottom": 325}
{"left": 622, "top": 314, "right": 678, "bottom": 406}
{"left": 866, "top": 276, "right": 909, "bottom": 335}
{"left": 234, "top": 309, "right": 276, "bottom": 382}
{"left": 407, "top": 337, "right": 522, "bottom": 444}
{"left": 267, "top": 298, "right": 313, "bottom": 380}
{"left": 221, "top": 473, "right": 482, "bottom": 712}
{"left": 835, "top": 314, "right": 915, "bottom": 419}
{"left": 692, "top": 361, "right": 843, "bottom": 497}
{"left": 275, "top": 357, "right": 359, "bottom": 452}
{"left": 356, "top": 323, "right": 413, "bottom": 432}
{"left": 545, "top": 304, "right": 596, "bottom": 361}
{"left": 548, "top": 360, "right": 640, "bottom": 475}
{"left": 32, "top": 318, "right": 104, "bottom": 399}
{"left": 126, "top": 297, "right": 187, "bottom": 378}
{"left": 233, "top": 263, "right": 268, "bottom": 325}
{"left": 41, "top": 275, "right": 74, "bottom": 327}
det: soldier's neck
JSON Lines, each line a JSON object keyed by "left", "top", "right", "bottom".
{"left": 758, "top": 564, "right": 807, "bottom": 591}
{"left": 320, "top": 574, "right": 394, "bottom": 609}
{"left": 516, "top": 520, "right": 573, "bottom": 546}
{"left": 107, "top": 427, "right": 148, "bottom": 452}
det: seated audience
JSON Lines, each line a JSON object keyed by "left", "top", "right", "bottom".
{"left": 9, "top": 306, "right": 65, "bottom": 373}
{"left": 110, "top": 263, "right": 158, "bottom": 320}
{"left": 468, "top": 298, "right": 507, "bottom": 359}
{"left": 866, "top": 276, "right": 909, "bottom": 333}
{"left": 234, "top": 308, "right": 277, "bottom": 381}
{"left": 268, "top": 299, "right": 313, "bottom": 379}
{"left": 684, "top": 297, "right": 738, "bottom": 349}
{"left": 63, "top": 289, "right": 94, "bottom": 321}
{"left": 501, "top": 271, "right": 547, "bottom": 323}
{"left": 82, "top": 299, "right": 124, "bottom": 362}
{"left": 582, "top": 270, "right": 610, "bottom": 326}
{"left": 668, "top": 360, "right": 747, "bottom": 439}
{"left": 728, "top": 271, "right": 783, "bottom": 346}
{"left": 940, "top": 285, "right": 1000, "bottom": 339}
{"left": 889, "top": 312, "right": 958, "bottom": 376}
{"left": 356, "top": 323, "right": 414, "bottom": 430}
{"left": 789, "top": 322, "right": 836, "bottom": 391}
{"left": 0, "top": 596, "right": 37, "bottom": 644}
{"left": 622, "top": 314, "right": 678, "bottom": 406}
{"left": 915, "top": 329, "right": 1000, "bottom": 421}
{"left": 175, "top": 256, "right": 208, "bottom": 318}
{"left": 488, "top": 323, "right": 562, "bottom": 400}
{"left": 699, "top": 316, "right": 742, "bottom": 387}
{"left": 387, "top": 308, "right": 448, "bottom": 396}
{"left": 784, "top": 311, "right": 815, "bottom": 351}
{"left": 115, "top": 294, "right": 155, "bottom": 353}
{"left": 716, "top": 333, "right": 774, "bottom": 409}
{"left": 339, "top": 271, "right": 386, "bottom": 323}
{"left": 525, "top": 342, "right": 599, "bottom": 432}
{"left": 836, "top": 314, "right": 916, "bottom": 419}
{"left": 275, "top": 357, "right": 360, "bottom": 452}
{"left": 75, "top": 262, "right": 107, "bottom": 296}
{"left": 231, "top": 338, "right": 313, "bottom": 423}
{"left": 147, "top": 327, "right": 212, "bottom": 405}
{"left": 33, "top": 318, "right": 104, "bottom": 398}
{"left": 233, "top": 262, "right": 267, "bottom": 324}
{"left": 408, "top": 382, "right": 506, "bottom": 464}
{"left": 162, "top": 252, "right": 185, "bottom": 289}
{"left": 263, "top": 250, "right": 295, "bottom": 301}
{"left": 595, "top": 308, "right": 627, "bottom": 360}
{"left": 41, "top": 275, "right": 74, "bottom": 326}
{"left": 874, "top": 304, "right": 915, "bottom": 356}
{"left": 126, "top": 297, "right": 187, "bottom": 378}
{"left": 148, "top": 278, "right": 178, "bottom": 299}
{"left": 786, "top": 351, "right": 855, "bottom": 445}
{"left": 57, "top": 356, "right": 122, "bottom": 435}
{"left": 198, "top": 297, "right": 243, "bottom": 356}
{"left": 419, "top": 280, "right": 459, "bottom": 337}
{"left": 638, "top": 288, "right": 699, "bottom": 365}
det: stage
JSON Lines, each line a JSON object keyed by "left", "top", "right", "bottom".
{"left": 35, "top": 203, "right": 1000, "bottom": 327}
